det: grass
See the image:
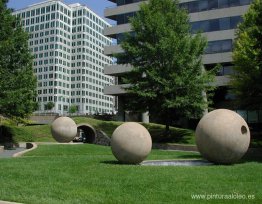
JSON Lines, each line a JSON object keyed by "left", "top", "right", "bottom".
{"left": 2, "top": 117, "right": 195, "bottom": 144}
{"left": 0, "top": 144, "right": 261, "bottom": 204}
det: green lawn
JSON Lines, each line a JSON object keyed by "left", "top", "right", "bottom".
{"left": 5, "top": 117, "right": 195, "bottom": 144}
{"left": 0, "top": 144, "right": 261, "bottom": 204}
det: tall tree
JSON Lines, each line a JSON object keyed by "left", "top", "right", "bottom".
{"left": 118, "top": 0, "right": 216, "bottom": 132}
{"left": 0, "top": 0, "right": 37, "bottom": 120}
{"left": 45, "top": 102, "right": 55, "bottom": 112}
{"left": 231, "top": 0, "right": 262, "bottom": 109}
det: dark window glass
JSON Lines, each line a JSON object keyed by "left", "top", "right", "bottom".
{"left": 219, "top": 0, "right": 229, "bottom": 8}
{"left": 219, "top": 17, "right": 230, "bottom": 30}
{"left": 208, "top": 0, "right": 219, "bottom": 10}
{"left": 191, "top": 21, "right": 209, "bottom": 32}
{"left": 188, "top": 1, "right": 199, "bottom": 13}
{"left": 240, "top": 0, "right": 251, "bottom": 6}
{"left": 199, "top": 0, "right": 208, "bottom": 11}
{"left": 180, "top": 0, "right": 251, "bottom": 13}
{"left": 230, "top": 16, "right": 242, "bottom": 28}
{"left": 221, "top": 40, "right": 232, "bottom": 52}
{"left": 209, "top": 19, "right": 219, "bottom": 31}
{"left": 205, "top": 40, "right": 232, "bottom": 54}
{"left": 230, "top": 0, "right": 240, "bottom": 6}
{"left": 223, "top": 66, "right": 234, "bottom": 75}
{"left": 191, "top": 16, "right": 241, "bottom": 33}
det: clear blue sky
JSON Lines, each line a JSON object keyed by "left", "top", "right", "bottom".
{"left": 7, "top": 0, "right": 115, "bottom": 22}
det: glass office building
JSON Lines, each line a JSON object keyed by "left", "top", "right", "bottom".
{"left": 103, "top": 0, "right": 262, "bottom": 124}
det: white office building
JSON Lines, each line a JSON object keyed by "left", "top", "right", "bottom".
{"left": 13, "top": 0, "right": 114, "bottom": 115}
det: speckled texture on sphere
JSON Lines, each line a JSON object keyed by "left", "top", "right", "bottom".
{"left": 196, "top": 109, "right": 250, "bottom": 164}
{"left": 111, "top": 122, "right": 152, "bottom": 164}
{"left": 51, "top": 117, "right": 77, "bottom": 143}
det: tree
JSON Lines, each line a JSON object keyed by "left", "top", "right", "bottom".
{"left": 0, "top": 0, "right": 37, "bottom": 120}
{"left": 45, "top": 102, "right": 55, "bottom": 112}
{"left": 117, "top": 0, "right": 216, "bottom": 132}
{"left": 231, "top": 0, "right": 262, "bottom": 110}
{"left": 69, "top": 105, "right": 78, "bottom": 115}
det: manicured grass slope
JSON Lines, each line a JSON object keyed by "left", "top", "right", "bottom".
{"left": 10, "top": 117, "right": 195, "bottom": 144}
{"left": 0, "top": 144, "right": 261, "bottom": 204}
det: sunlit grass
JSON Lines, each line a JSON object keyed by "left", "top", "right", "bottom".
{"left": 0, "top": 144, "right": 261, "bottom": 204}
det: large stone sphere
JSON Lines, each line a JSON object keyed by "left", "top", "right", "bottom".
{"left": 51, "top": 117, "right": 77, "bottom": 143}
{"left": 196, "top": 109, "right": 250, "bottom": 164}
{"left": 111, "top": 122, "right": 152, "bottom": 164}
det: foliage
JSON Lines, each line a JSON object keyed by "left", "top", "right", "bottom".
{"left": 45, "top": 102, "right": 55, "bottom": 111}
{"left": 93, "top": 112, "right": 116, "bottom": 121}
{"left": 118, "top": 0, "right": 216, "bottom": 131}
{"left": 69, "top": 104, "right": 78, "bottom": 114}
{"left": 0, "top": 0, "right": 37, "bottom": 119}
{"left": 231, "top": 0, "right": 262, "bottom": 109}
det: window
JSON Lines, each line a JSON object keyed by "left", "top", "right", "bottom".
{"left": 41, "top": 7, "right": 45, "bottom": 14}
{"left": 191, "top": 16, "right": 242, "bottom": 33}
{"left": 180, "top": 0, "right": 252, "bottom": 13}
{"left": 205, "top": 40, "right": 232, "bottom": 54}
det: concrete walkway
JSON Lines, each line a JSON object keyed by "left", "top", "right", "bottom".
{"left": 0, "top": 143, "right": 37, "bottom": 158}
{"left": 0, "top": 147, "right": 27, "bottom": 158}
{"left": 0, "top": 201, "right": 23, "bottom": 204}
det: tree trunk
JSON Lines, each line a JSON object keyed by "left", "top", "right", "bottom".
{"left": 165, "top": 110, "right": 171, "bottom": 137}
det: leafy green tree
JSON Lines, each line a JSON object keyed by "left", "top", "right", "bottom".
{"left": 231, "top": 0, "right": 262, "bottom": 109}
{"left": 0, "top": 0, "right": 37, "bottom": 120}
{"left": 69, "top": 105, "right": 78, "bottom": 114}
{"left": 45, "top": 102, "right": 55, "bottom": 112}
{"left": 118, "top": 0, "right": 216, "bottom": 132}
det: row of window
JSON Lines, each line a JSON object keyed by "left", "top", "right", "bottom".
{"left": 37, "top": 77, "right": 111, "bottom": 88}
{"left": 20, "top": 13, "right": 105, "bottom": 34}
{"left": 38, "top": 97, "right": 113, "bottom": 109}
{"left": 33, "top": 55, "right": 112, "bottom": 68}
{"left": 38, "top": 89, "right": 108, "bottom": 98}
{"left": 116, "top": 0, "right": 144, "bottom": 6}
{"left": 43, "top": 104, "right": 113, "bottom": 113}
{"left": 33, "top": 48, "right": 107, "bottom": 63}
{"left": 31, "top": 39, "right": 108, "bottom": 58}
{"left": 205, "top": 39, "right": 232, "bottom": 54}
{"left": 115, "top": 1, "right": 251, "bottom": 25}
{"left": 34, "top": 66, "right": 112, "bottom": 81}
{"left": 27, "top": 25, "right": 111, "bottom": 46}
{"left": 38, "top": 95, "right": 112, "bottom": 104}
{"left": 191, "top": 16, "right": 242, "bottom": 33}
{"left": 17, "top": 3, "right": 108, "bottom": 28}
{"left": 180, "top": 0, "right": 252, "bottom": 14}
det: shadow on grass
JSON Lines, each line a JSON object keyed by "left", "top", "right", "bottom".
{"left": 175, "top": 154, "right": 202, "bottom": 159}
{"left": 100, "top": 160, "right": 141, "bottom": 166}
{"left": 239, "top": 155, "right": 262, "bottom": 163}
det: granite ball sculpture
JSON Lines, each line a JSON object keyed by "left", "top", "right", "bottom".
{"left": 196, "top": 109, "right": 250, "bottom": 164}
{"left": 51, "top": 117, "right": 77, "bottom": 143}
{"left": 111, "top": 122, "right": 152, "bottom": 164}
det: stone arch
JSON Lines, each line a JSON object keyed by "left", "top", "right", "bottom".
{"left": 77, "top": 123, "right": 97, "bottom": 143}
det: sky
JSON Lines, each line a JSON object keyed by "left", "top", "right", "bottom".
{"left": 7, "top": 0, "right": 115, "bottom": 23}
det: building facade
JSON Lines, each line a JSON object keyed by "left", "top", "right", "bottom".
{"left": 13, "top": 0, "right": 114, "bottom": 115}
{"left": 103, "top": 0, "right": 262, "bottom": 124}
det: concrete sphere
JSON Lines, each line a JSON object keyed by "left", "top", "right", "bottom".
{"left": 111, "top": 122, "right": 152, "bottom": 164}
{"left": 51, "top": 117, "right": 77, "bottom": 143}
{"left": 196, "top": 109, "right": 250, "bottom": 164}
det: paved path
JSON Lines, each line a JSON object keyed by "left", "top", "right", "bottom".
{"left": 0, "top": 201, "right": 22, "bottom": 204}
{"left": 0, "top": 147, "right": 27, "bottom": 158}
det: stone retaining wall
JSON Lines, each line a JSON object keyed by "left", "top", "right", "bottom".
{"left": 94, "top": 130, "right": 111, "bottom": 146}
